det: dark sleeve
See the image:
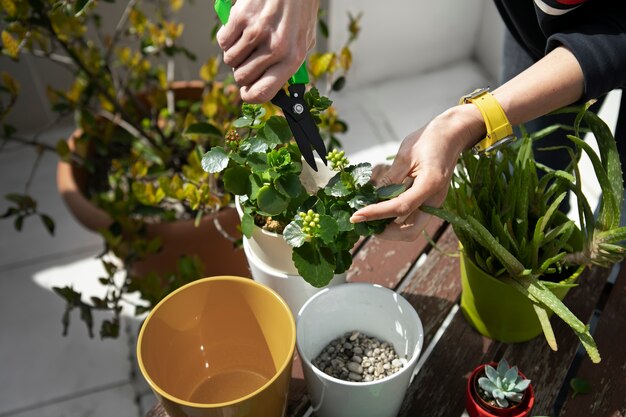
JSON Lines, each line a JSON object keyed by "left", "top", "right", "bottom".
{"left": 545, "top": 8, "right": 626, "bottom": 101}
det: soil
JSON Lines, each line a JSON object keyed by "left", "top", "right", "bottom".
{"left": 254, "top": 214, "right": 287, "bottom": 234}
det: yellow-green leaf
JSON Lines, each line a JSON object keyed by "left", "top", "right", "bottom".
{"left": 200, "top": 57, "right": 219, "bottom": 82}
{"left": 0, "top": 0, "right": 16, "bottom": 17}
{"left": 1, "top": 71, "right": 19, "bottom": 95}
{"left": 310, "top": 52, "right": 335, "bottom": 78}
{"left": 339, "top": 47, "right": 352, "bottom": 72}
{"left": 56, "top": 139, "right": 71, "bottom": 162}
{"left": 1, "top": 30, "right": 19, "bottom": 58}
{"left": 169, "top": 0, "right": 184, "bottom": 12}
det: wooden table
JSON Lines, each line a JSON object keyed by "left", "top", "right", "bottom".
{"left": 147, "top": 220, "right": 626, "bottom": 417}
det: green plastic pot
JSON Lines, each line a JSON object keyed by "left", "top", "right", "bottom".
{"left": 459, "top": 251, "right": 580, "bottom": 343}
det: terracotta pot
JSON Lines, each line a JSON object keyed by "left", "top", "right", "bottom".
{"left": 56, "top": 82, "right": 249, "bottom": 278}
{"left": 465, "top": 363, "right": 534, "bottom": 417}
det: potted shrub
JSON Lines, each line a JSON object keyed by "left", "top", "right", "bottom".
{"left": 423, "top": 103, "right": 626, "bottom": 363}
{"left": 202, "top": 101, "right": 406, "bottom": 311}
{"left": 0, "top": 0, "right": 361, "bottom": 337}
{"left": 466, "top": 359, "right": 534, "bottom": 417}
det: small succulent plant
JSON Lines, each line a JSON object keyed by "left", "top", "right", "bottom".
{"left": 478, "top": 359, "right": 531, "bottom": 408}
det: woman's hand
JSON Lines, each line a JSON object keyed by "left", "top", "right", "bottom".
{"left": 216, "top": 0, "right": 319, "bottom": 103}
{"left": 350, "top": 104, "right": 485, "bottom": 241}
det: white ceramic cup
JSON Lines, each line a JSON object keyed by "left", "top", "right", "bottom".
{"left": 296, "top": 283, "right": 424, "bottom": 417}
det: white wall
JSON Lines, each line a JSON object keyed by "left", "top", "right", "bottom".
{"left": 327, "top": 0, "right": 492, "bottom": 89}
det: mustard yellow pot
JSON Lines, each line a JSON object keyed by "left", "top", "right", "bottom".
{"left": 137, "top": 276, "right": 296, "bottom": 417}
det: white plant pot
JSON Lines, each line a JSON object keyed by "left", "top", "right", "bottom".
{"left": 296, "top": 283, "right": 424, "bottom": 417}
{"left": 243, "top": 238, "right": 346, "bottom": 318}
{"left": 235, "top": 156, "right": 336, "bottom": 274}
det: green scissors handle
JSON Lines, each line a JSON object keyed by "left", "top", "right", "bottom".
{"left": 214, "top": 0, "right": 309, "bottom": 85}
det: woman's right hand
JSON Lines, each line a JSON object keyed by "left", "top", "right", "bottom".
{"left": 216, "top": 0, "right": 319, "bottom": 103}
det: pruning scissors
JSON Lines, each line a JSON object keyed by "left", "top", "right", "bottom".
{"left": 214, "top": 0, "right": 328, "bottom": 171}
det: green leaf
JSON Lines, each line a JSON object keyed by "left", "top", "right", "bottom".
{"left": 259, "top": 116, "right": 292, "bottom": 147}
{"left": 333, "top": 209, "right": 353, "bottom": 232}
{"left": 275, "top": 174, "right": 304, "bottom": 198}
{"left": 334, "top": 249, "right": 353, "bottom": 274}
{"left": 240, "top": 136, "right": 268, "bottom": 154}
{"left": 350, "top": 163, "right": 372, "bottom": 186}
{"left": 14, "top": 215, "right": 23, "bottom": 231}
{"left": 332, "top": 76, "right": 346, "bottom": 92}
{"left": 377, "top": 183, "right": 406, "bottom": 200}
{"left": 74, "top": 0, "right": 91, "bottom": 15}
{"left": 318, "top": 18, "right": 329, "bottom": 38}
{"left": 201, "top": 147, "right": 229, "bottom": 173}
{"left": 223, "top": 166, "right": 250, "bottom": 195}
{"left": 249, "top": 174, "right": 264, "bottom": 200}
{"left": 570, "top": 377, "right": 592, "bottom": 398}
{"left": 292, "top": 242, "right": 335, "bottom": 287}
{"left": 233, "top": 117, "right": 252, "bottom": 128}
{"left": 40, "top": 214, "right": 55, "bottom": 235}
{"left": 317, "top": 215, "right": 339, "bottom": 244}
{"left": 283, "top": 221, "right": 306, "bottom": 247}
{"left": 246, "top": 153, "right": 268, "bottom": 172}
{"left": 241, "top": 212, "right": 254, "bottom": 238}
{"left": 257, "top": 185, "right": 288, "bottom": 216}
{"left": 349, "top": 191, "right": 377, "bottom": 210}
{"left": 184, "top": 122, "right": 222, "bottom": 137}
{"left": 326, "top": 172, "right": 352, "bottom": 197}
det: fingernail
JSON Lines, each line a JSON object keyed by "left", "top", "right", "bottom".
{"left": 350, "top": 215, "right": 367, "bottom": 223}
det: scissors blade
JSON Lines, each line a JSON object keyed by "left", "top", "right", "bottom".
{"left": 295, "top": 106, "right": 328, "bottom": 166}
{"left": 284, "top": 112, "right": 318, "bottom": 171}
{"left": 271, "top": 85, "right": 328, "bottom": 171}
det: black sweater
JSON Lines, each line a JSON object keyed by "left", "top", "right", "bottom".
{"left": 494, "top": 0, "right": 626, "bottom": 101}
{"left": 494, "top": 0, "right": 626, "bottom": 180}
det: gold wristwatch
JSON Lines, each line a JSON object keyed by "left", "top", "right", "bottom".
{"left": 459, "top": 88, "right": 515, "bottom": 154}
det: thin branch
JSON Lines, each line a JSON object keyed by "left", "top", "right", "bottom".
{"left": 24, "top": 149, "right": 44, "bottom": 193}
{"left": 105, "top": 0, "right": 140, "bottom": 64}
{"left": 43, "top": 19, "right": 163, "bottom": 148}
{"left": 29, "top": 49, "right": 76, "bottom": 67}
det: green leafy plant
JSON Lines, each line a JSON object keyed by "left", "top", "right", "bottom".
{"left": 478, "top": 359, "right": 531, "bottom": 408}
{"left": 203, "top": 100, "right": 405, "bottom": 287}
{"left": 0, "top": 0, "right": 363, "bottom": 337}
{"left": 423, "top": 103, "right": 626, "bottom": 363}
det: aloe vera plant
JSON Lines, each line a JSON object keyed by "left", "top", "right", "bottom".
{"left": 423, "top": 103, "right": 626, "bottom": 363}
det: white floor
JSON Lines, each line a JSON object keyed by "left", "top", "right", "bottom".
{"left": 0, "top": 62, "right": 620, "bottom": 417}
{"left": 0, "top": 131, "right": 154, "bottom": 417}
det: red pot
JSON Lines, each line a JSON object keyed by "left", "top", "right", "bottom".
{"left": 465, "top": 363, "right": 534, "bottom": 417}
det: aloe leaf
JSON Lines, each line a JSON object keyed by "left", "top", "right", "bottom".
{"left": 562, "top": 143, "right": 595, "bottom": 241}
{"left": 531, "top": 192, "right": 567, "bottom": 268}
{"left": 503, "top": 274, "right": 601, "bottom": 363}
{"left": 423, "top": 205, "right": 525, "bottom": 276}
{"left": 539, "top": 252, "right": 567, "bottom": 274}
{"left": 582, "top": 110, "right": 623, "bottom": 207}
{"left": 596, "top": 226, "right": 626, "bottom": 244}
{"left": 533, "top": 303, "right": 558, "bottom": 351}
{"left": 566, "top": 135, "right": 619, "bottom": 231}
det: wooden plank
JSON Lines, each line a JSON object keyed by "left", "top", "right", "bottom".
{"left": 395, "top": 225, "right": 498, "bottom": 416}
{"left": 399, "top": 225, "right": 462, "bottom": 343}
{"left": 559, "top": 263, "right": 626, "bottom": 417}
{"left": 348, "top": 218, "right": 446, "bottom": 288}
{"left": 500, "top": 266, "right": 611, "bottom": 416}
{"left": 398, "top": 310, "right": 500, "bottom": 417}
{"left": 286, "top": 352, "right": 309, "bottom": 417}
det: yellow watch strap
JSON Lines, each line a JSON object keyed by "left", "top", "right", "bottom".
{"left": 459, "top": 88, "right": 514, "bottom": 154}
